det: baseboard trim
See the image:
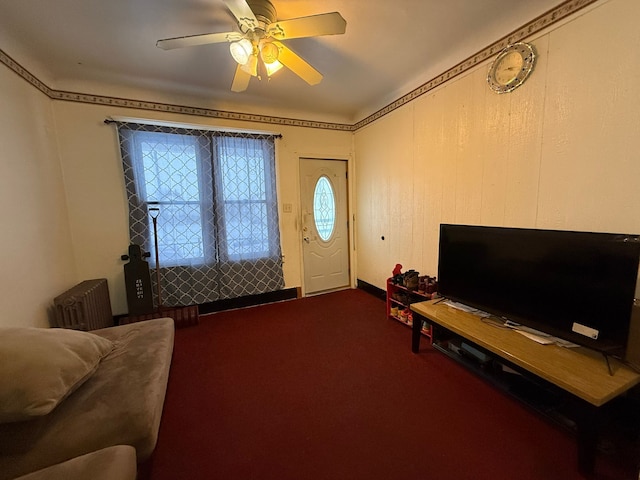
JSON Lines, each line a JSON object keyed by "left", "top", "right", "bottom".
{"left": 198, "top": 288, "right": 299, "bottom": 315}
{"left": 357, "top": 279, "right": 386, "bottom": 301}
{"left": 117, "top": 284, "right": 367, "bottom": 320}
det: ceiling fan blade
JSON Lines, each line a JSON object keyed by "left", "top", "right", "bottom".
{"left": 156, "top": 31, "right": 243, "bottom": 50}
{"left": 267, "top": 12, "right": 346, "bottom": 40}
{"left": 231, "top": 64, "right": 252, "bottom": 92}
{"left": 273, "top": 41, "right": 322, "bottom": 85}
{"left": 224, "top": 0, "right": 260, "bottom": 32}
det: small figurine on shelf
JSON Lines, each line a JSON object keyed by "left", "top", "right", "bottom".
{"left": 426, "top": 276, "right": 438, "bottom": 295}
{"left": 392, "top": 264, "right": 404, "bottom": 285}
{"left": 421, "top": 320, "right": 431, "bottom": 334}
{"left": 418, "top": 275, "right": 428, "bottom": 294}
{"left": 392, "top": 291, "right": 407, "bottom": 303}
{"left": 416, "top": 275, "right": 439, "bottom": 298}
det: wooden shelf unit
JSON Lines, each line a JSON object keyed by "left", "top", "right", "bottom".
{"left": 386, "top": 277, "right": 433, "bottom": 339}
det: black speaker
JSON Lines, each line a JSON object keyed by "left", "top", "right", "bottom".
{"left": 624, "top": 302, "right": 640, "bottom": 368}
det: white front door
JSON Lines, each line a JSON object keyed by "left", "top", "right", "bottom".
{"left": 299, "top": 158, "right": 350, "bottom": 295}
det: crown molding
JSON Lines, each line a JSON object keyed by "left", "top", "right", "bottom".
{"left": 1, "top": 0, "right": 597, "bottom": 133}
{"left": 0, "top": 48, "right": 53, "bottom": 97}
{"left": 353, "top": 0, "right": 598, "bottom": 130}
{"left": 51, "top": 89, "right": 353, "bottom": 131}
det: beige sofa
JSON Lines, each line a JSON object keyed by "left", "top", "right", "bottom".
{"left": 0, "top": 318, "right": 174, "bottom": 480}
{"left": 13, "top": 445, "right": 137, "bottom": 480}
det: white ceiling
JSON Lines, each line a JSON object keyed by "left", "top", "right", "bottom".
{"left": 0, "top": 0, "right": 567, "bottom": 123}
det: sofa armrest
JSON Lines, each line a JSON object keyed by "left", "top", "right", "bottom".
{"left": 12, "top": 445, "right": 136, "bottom": 480}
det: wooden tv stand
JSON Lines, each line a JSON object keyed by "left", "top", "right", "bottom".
{"left": 410, "top": 299, "right": 640, "bottom": 477}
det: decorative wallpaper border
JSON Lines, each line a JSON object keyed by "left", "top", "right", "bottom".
{"left": 0, "top": 48, "right": 53, "bottom": 98}
{"left": 353, "top": 0, "right": 599, "bottom": 130}
{"left": 51, "top": 89, "right": 353, "bottom": 131}
{"left": 1, "top": 0, "right": 596, "bottom": 132}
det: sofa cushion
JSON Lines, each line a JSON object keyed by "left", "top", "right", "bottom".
{"left": 12, "top": 445, "right": 137, "bottom": 480}
{"left": 0, "top": 327, "right": 114, "bottom": 423}
{"left": 0, "top": 318, "right": 174, "bottom": 480}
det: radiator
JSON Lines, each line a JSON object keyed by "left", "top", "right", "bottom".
{"left": 120, "top": 305, "right": 199, "bottom": 329}
{"left": 53, "top": 279, "right": 114, "bottom": 331}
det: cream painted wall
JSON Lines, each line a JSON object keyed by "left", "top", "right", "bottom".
{"left": 354, "top": 0, "right": 640, "bottom": 291}
{"left": 3, "top": 0, "right": 636, "bottom": 324}
{"left": 51, "top": 102, "right": 352, "bottom": 315}
{"left": 0, "top": 67, "right": 77, "bottom": 327}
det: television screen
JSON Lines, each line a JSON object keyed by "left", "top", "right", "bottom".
{"left": 438, "top": 224, "right": 640, "bottom": 356}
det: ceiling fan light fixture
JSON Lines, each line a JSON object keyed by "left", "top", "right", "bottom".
{"left": 260, "top": 41, "right": 279, "bottom": 64}
{"left": 240, "top": 53, "right": 259, "bottom": 76}
{"left": 264, "top": 59, "right": 283, "bottom": 77}
{"left": 229, "top": 38, "right": 253, "bottom": 65}
{"left": 156, "top": 0, "right": 347, "bottom": 92}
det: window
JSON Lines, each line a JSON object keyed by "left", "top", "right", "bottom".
{"left": 313, "top": 176, "right": 336, "bottom": 241}
{"left": 134, "top": 131, "right": 208, "bottom": 266}
{"left": 116, "top": 121, "right": 284, "bottom": 305}
{"left": 216, "top": 136, "right": 274, "bottom": 261}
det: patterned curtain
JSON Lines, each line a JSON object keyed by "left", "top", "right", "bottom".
{"left": 116, "top": 121, "right": 284, "bottom": 307}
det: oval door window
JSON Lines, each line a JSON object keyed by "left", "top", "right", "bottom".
{"left": 313, "top": 176, "right": 336, "bottom": 241}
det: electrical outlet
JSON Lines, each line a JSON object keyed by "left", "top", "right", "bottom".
{"left": 283, "top": 203, "right": 293, "bottom": 213}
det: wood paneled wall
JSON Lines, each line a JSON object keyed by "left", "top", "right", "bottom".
{"left": 354, "top": 0, "right": 640, "bottom": 290}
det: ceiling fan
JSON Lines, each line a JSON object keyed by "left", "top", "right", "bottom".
{"left": 156, "top": 0, "right": 347, "bottom": 92}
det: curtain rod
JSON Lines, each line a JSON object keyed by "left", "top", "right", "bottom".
{"left": 104, "top": 117, "right": 282, "bottom": 138}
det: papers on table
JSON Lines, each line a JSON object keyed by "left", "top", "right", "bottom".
{"left": 444, "top": 300, "right": 579, "bottom": 348}
{"left": 504, "top": 320, "right": 579, "bottom": 348}
{"left": 443, "top": 300, "right": 490, "bottom": 318}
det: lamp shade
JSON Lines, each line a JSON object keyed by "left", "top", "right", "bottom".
{"left": 265, "top": 60, "right": 283, "bottom": 77}
{"left": 229, "top": 39, "right": 253, "bottom": 65}
{"left": 240, "top": 54, "right": 258, "bottom": 76}
{"left": 260, "top": 42, "right": 279, "bottom": 65}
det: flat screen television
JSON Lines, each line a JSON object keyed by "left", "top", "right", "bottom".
{"left": 438, "top": 224, "right": 640, "bottom": 357}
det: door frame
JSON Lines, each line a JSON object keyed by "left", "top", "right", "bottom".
{"left": 296, "top": 154, "right": 355, "bottom": 297}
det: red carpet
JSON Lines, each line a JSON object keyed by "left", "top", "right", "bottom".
{"left": 144, "top": 289, "right": 636, "bottom": 480}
